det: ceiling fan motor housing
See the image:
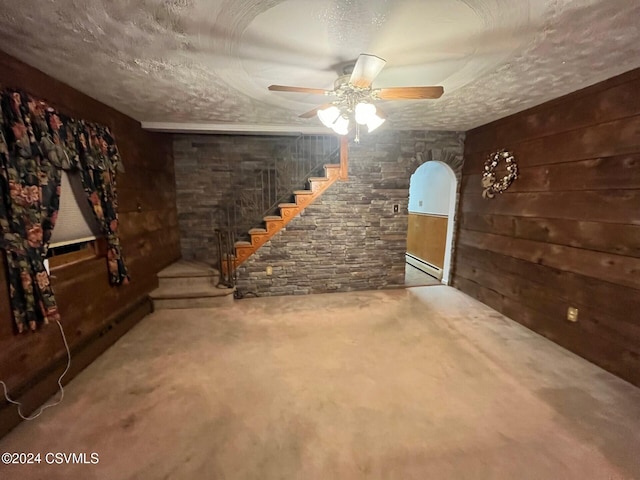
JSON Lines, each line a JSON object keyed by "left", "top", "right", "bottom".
{"left": 334, "top": 75, "right": 351, "bottom": 90}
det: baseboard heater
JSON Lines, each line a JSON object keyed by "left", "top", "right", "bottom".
{"left": 405, "top": 253, "right": 443, "bottom": 281}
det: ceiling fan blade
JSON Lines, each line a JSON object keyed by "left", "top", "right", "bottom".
{"left": 299, "top": 104, "right": 332, "bottom": 119}
{"left": 268, "top": 85, "right": 332, "bottom": 95}
{"left": 349, "top": 54, "right": 386, "bottom": 88}
{"left": 376, "top": 86, "right": 444, "bottom": 100}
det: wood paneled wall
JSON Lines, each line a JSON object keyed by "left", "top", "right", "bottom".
{"left": 453, "top": 68, "right": 640, "bottom": 386}
{"left": 406, "top": 213, "right": 448, "bottom": 269}
{"left": 0, "top": 51, "right": 180, "bottom": 435}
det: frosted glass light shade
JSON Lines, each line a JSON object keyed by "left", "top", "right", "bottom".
{"left": 355, "top": 102, "right": 376, "bottom": 125}
{"left": 366, "top": 113, "right": 385, "bottom": 132}
{"left": 331, "top": 115, "right": 350, "bottom": 135}
{"left": 317, "top": 106, "right": 340, "bottom": 128}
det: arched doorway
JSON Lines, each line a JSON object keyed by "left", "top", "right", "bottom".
{"left": 405, "top": 160, "right": 458, "bottom": 285}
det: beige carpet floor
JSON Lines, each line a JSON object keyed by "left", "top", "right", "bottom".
{"left": 1, "top": 286, "right": 639, "bottom": 479}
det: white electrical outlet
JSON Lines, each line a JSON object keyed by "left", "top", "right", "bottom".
{"left": 567, "top": 307, "right": 579, "bottom": 322}
{"left": 266, "top": 266, "right": 273, "bottom": 276}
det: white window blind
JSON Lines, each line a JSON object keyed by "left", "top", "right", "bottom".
{"left": 49, "top": 170, "right": 102, "bottom": 248}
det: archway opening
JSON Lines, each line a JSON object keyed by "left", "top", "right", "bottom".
{"left": 405, "top": 160, "right": 457, "bottom": 286}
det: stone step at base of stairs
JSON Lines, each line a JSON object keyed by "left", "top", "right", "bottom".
{"left": 157, "top": 259, "right": 220, "bottom": 290}
{"left": 150, "top": 284, "right": 235, "bottom": 310}
{"left": 151, "top": 259, "right": 234, "bottom": 309}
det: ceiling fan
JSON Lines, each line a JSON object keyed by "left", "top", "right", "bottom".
{"left": 268, "top": 54, "right": 444, "bottom": 141}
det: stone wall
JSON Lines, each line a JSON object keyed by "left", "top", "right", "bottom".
{"left": 174, "top": 130, "right": 464, "bottom": 296}
{"left": 174, "top": 134, "right": 338, "bottom": 261}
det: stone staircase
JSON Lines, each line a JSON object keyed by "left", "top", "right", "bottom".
{"left": 149, "top": 260, "right": 235, "bottom": 309}
{"left": 230, "top": 137, "right": 349, "bottom": 268}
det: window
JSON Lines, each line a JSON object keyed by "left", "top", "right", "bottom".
{"left": 46, "top": 170, "right": 103, "bottom": 269}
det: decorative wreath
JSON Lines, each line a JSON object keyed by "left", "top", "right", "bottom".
{"left": 482, "top": 150, "right": 518, "bottom": 199}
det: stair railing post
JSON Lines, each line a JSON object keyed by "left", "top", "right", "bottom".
{"left": 226, "top": 228, "right": 235, "bottom": 288}
{"left": 215, "top": 228, "right": 223, "bottom": 286}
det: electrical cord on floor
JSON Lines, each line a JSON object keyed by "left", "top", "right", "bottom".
{"left": 0, "top": 319, "right": 71, "bottom": 420}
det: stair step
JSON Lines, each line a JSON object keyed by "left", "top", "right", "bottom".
{"left": 150, "top": 285, "right": 235, "bottom": 300}
{"left": 150, "top": 260, "right": 235, "bottom": 309}
{"left": 157, "top": 260, "right": 220, "bottom": 290}
{"left": 150, "top": 285, "right": 235, "bottom": 310}
{"left": 308, "top": 177, "right": 329, "bottom": 193}
{"left": 324, "top": 164, "right": 341, "bottom": 177}
{"left": 249, "top": 228, "right": 268, "bottom": 234}
{"left": 264, "top": 215, "right": 283, "bottom": 221}
{"left": 235, "top": 240, "right": 252, "bottom": 247}
{"left": 159, "top": 275, "right": 218, "bottom": 290}
{"left": 293, "top": 190, "right": 313, "bottom": 196}
{"left": 278, "top": 203, "right": 298, "bottom": 208}
{"left": 157, "top": 260, "right": 217, "bottom": 278}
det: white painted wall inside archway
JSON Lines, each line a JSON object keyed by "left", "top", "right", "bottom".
{"left": 408, "top": 161, "right": 457, "bottom": 284}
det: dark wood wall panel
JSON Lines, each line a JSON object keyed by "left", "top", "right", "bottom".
{"left": 0, "top": 51, "right": 180, "bottom": 434}
{"left": 458, "top": 230, "right": 640, "bottom": 289}
{"left": 453, "top": 67, "right": 640, "bottom": 387}
{"left": 454, "top": 275, "right": 640, "bottom": 386}
{"left": 464, "top": 68, "right": 640, "bottom": 153}
{"left": 463, "top": 154, "right": 640, "bottom": 194}
{"left": 460, "top": 189, "right": 640, "bottom": 224}
{"left": 456, "top": 245, "right": 640, "bottom": 321}
{"left": 464, "top": 114, "right": 640, "bottom": 170}
{"left": 459, "top": 213, "right": 640, "bottom": 258}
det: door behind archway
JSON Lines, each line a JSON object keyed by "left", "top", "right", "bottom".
{"left": 405, "top": 161, "right": 457, "bottom": 285}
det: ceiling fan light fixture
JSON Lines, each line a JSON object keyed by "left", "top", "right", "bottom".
{"left": 331, "top": 115, "right": 350, "bottom": 135}
{"left": 366, "top": 113, "right": 385, "bottom": 133}
{"left": 317, "top": 105, "right": 340, "bottom": 128}
{"left": 279, "top": 54, "right": 442, "bottom": 139}
{"left": 354, "top": 102, "right": 377, "bottom": 125}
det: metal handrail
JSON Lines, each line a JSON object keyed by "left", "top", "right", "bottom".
{"left": 221, "top": 135, "right": 340, "bottom": 241}
{"left": 216, "top": 135, "right": 340, "bottom": 286}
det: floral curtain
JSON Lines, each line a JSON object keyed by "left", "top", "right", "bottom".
{"left": 74, "top": 122, "right": 129, "bottom": 285}
{"left": 0, "top": 90, "right": 62, "bottom": 332}
{"left": 0, "top": 88, "right": 129, "bottom": 332}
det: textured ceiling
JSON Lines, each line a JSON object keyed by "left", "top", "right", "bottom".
{"left": 0, "top": 0, "right": 638, "bottom": 132}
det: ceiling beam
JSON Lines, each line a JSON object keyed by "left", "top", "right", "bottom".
{"left": 141, "top": 122, "right": 330, "bottom": 135}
